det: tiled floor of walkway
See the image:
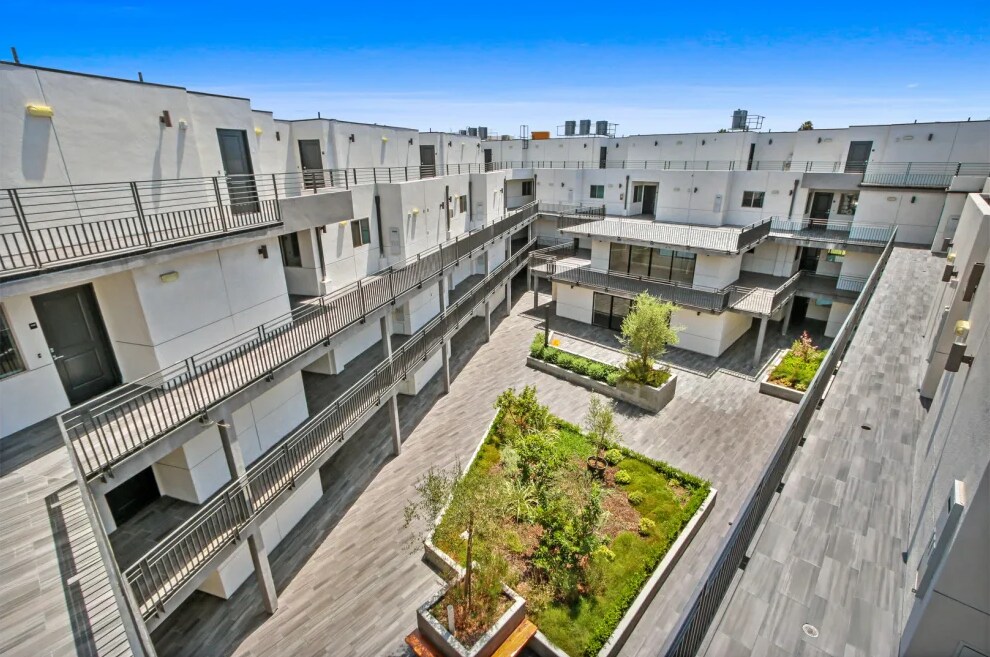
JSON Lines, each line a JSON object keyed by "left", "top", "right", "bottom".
{"left": 152, "top": 274, "right": 799, "bottom": 657}
{"left": 702, "top": 247, "right": 940, "bottom": 657}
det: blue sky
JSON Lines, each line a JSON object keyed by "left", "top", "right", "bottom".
{"left": 4, "top": 0, "right": 988, "bottom": 135}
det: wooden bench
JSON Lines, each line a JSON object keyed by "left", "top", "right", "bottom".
{"left": 405, "top": 618, "right": 538, "bottom": 657}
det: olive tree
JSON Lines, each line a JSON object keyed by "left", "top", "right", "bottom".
{"left": 584, "top": 395, "right": 620, "bottom": 471}
{"left": 619, "top": 292, "right": 680, "bottom": 385}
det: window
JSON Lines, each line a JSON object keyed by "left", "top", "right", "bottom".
{"left": 0, "top": 307, "right": 25, "bottom": 379}
{"left": 458, "top": 195, "right": 468, "bottom": 214}
{"left": 521, "top": 180, "right": 533, "bottom": 196}
{"left": 590, "top": 185, "right": 605, "bottom": 199}
{"left": 609, "top": 243, "right": 695, "bottom": 285}
{"left": 633, "top": 185, "right": 644, "bottom": 203}
{"left": 350, "top": 218, "right": 371, "bottom": 247}
{"left": 742, "top": 191, "right": 765, "bottom": 208}
{"left": 837, "top": 193, "right": 859, "bottom": 215}
{"left": 826, "top": 248, "right": 846, "bottom": 263}
{"left": 279, "top": 233, "right": 303, "bottom": 267}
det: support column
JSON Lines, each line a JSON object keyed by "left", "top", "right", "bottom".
{"left": 504, "top": 281, "right": 511, "bottom": 316}
{"left": 533, "top": 274, "right": 539, "bottom": 309}
{"left": 753, "top": 316, "right": 769, "bottom": 370}
{"left": 484, "top": 300, "right": 491, "bottom": 342}
{"left": 217, "top": 416, "right": 278, "bottom": 614}
{"left": 781, "top": 298, "right": 794, "bottom": 336}
{"left": 438, "top": 277, "right": 451, "bottom": 394}
{"left": 380, "top": 316, "right": 401, "bottom": 455}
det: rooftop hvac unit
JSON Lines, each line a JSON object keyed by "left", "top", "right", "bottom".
{"left": 595, "top": 121, "right": 609, "bottom": 136}
{"left": 579, "top": 119, "right": 591, "bottom": 135}
{"left": 458, "top": 129, "right": 468, "bottom": 135}
{"left": 501, "top": 135, "right": 512, "bottom": 141}
{"left": 731, "top": 109, "right": 748, "bottom": 131}
{"left": 478, "top": 126, "right": 488, "bottom": 140}
{"left": 564, "top": 120, "right": 576, "bottom": 136}
{"left": 468, "top": 127, "right": 478, "bottom": 137}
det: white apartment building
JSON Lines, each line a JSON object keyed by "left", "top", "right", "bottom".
{"left": 0, "top": 60, "right": 987, "bottom": 657}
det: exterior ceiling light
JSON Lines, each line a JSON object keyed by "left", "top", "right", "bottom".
{"left": 26, "top": 104, "right": 54, "bottom": 117}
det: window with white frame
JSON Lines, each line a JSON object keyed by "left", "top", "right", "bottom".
{"left": 742, "top": 191, "right": 765, "bottom": 208}
{"left": 0, "top": 307, "right": 25, "bottom": 379}
{"left": 350, "top": 218, "right": 371, "bottom": 247}
{"left": 521, "top": 180, "right": 533, "bottom": 196}
{"left": 590, "top": 185, "right": 605, "bottom": 199}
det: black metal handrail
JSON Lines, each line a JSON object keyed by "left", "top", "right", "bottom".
{"left": 60, "top": 202, "right": 538, "bottom": 479}
{"left": 659, "top": 229, "right": 897, "bottom": 657}
{"left": 123, "top": 236, "right": 536, "bottom": 621}
{"left": 550, "top": 265, "right": 731, "bottom": 313}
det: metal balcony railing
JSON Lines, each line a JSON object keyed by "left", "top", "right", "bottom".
{"left": 60, "top": 202, "right": 538, "bottom": 480}
{"left": 550, "top": 265, "right": 732, "bottom": 313}
{"left": 493, "top": 159, "right": 856, "bottom": 172}
{"left": 862, "top": 162, "right": 990, "bottom": 188}
{"left": 659, "top": 229, "right": 897, "bottom": 657}
{"left": 0, "top": 165, "right": 497, "bottom": 278}
{"left": 769, "top": 217, "right": 895, "bottom": 246}
{"left": 536, "top": 203, "right": 607, "bottom": 230}
{"left": 123, "top": 237, "right": 536, "bottom": 622}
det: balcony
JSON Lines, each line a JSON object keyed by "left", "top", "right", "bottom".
{"left": 769, "top": 217, "right": 895, "bottom": 249}
{"left": 0, "top": 164, "right": 494, "bottom": 280}
{"left": 59, "top": 202, "right": 538, "bottom": 483}
{"left": 117, "top": 239, "right": 536, "bottom": 629}
{"left": 861, "top": 162, "right": 990, "bottom": 189}
{"left": 561, "top": 217, "right": 771, "bottom": 254}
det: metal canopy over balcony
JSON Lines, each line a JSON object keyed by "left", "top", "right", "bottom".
{"left": 561, "top": 217, "right": 771, "bottom": 254}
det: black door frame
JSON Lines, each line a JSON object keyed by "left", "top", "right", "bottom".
{"left": 32, "top": 283, "right": 121, "bottom": 405}
{"left": 641, "top": 184, "right": 658, "bottom": 215}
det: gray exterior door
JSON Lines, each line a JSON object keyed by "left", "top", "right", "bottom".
{"left": 298, "top": 139, "right": 325, "bottom": 189}
{"left": 32, "top": 284, "right": 120, "bottom": 405}
{"left": 641, "top": 185, "right": 657, "bottom": 215}
{"left": 217, "top": 128, "right": 259, "bottom": 214}
{"left": 419, "top": 145, "right": 436, "bottom": 177}
{"left": 484, "top": 148, "right": 493, "bottom": 171}
{"left": 845, "top": 141, "right": 872, "bottom": 173}
{"left": 599, "top": 146, "right": 608, "bottom": 169}
{"left": 809, "top": 192, "right": 834, "bottom": 223}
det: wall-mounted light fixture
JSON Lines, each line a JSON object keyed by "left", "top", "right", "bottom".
{"left": 381, "top": 135, "right": 388, "bottom": 142}
{"left": 911, "top": 196, "right": 917, "bottom": 203}
{"left": 942, "top": 252, "right": 958, "bottom": 282}
{"left": 349, "top": 134, "right": 355, "bottom": 142}
{"left": 258, "top": 245, "right": 269, "bottom": 259}
{"left": 654, "top": 141, "right": 658, "bottom": 146}
{"left": 903, "top": 135, "right": 914, "bottom": 141}
{"left": 963, "top": 262, "right": 985, "bottom": 302}
{"left": 275, "top": 130, "right": 280, "bottom": 141}
{"left": 447, "top": 141, "right": 452, "bottom": 147}
{"left": 408, "top": 138, "right": 414, "bottom": 145}
{"left": 160, "top": 110, "right": 172, "bottom": 127}
{"left": 584, "top": 143, "right": 588, "bottom": 148}
{"left": 701, "top": 139, "right": 706, "bottom": 145}
{"left": 817, "top": 137, "right": 822, "bottom": 144}
{"left": 945, "top": 320, "right": 975, "bottom": 372}
{"left": 693, "top": 187, "right": 698, "bottom": 193}
{"left": 178, "top": 119, "right": 189, "bottom": 130}
{"left": 159, "top": 271, "right": 179, "bottom": 283}
{"left": 254, "top": 126, "right": 263, "bottom": 136}
{"left": 768, "top": 138, "right": 774, "bottom": 145}
{"left": 928, "top": 133, "right": 934, "bottom": 141}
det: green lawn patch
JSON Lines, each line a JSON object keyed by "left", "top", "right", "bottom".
{"left": 768, "top": 331, "right": 827, "bottom": 391}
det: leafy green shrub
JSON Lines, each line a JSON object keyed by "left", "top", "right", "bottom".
{"left": 769, "top": 331, "right": 827, "bottom": 391}
{"left": 593, "top": 545, "right": 616, "bottom": 562}
{"left": 638, "top": 517, "right": 656, "bottom": 536}
{"left": 505, "top": 530, "right": 525, "bottom": 554}
{"left": 606, "top": 370, "right": 622, "bottom": 386}
{"left": 530, "top": 332, "right": 546, "bottom": 357}
{"left": 604, "top": 448, "right": 623, "bottom": 465}
{"left": 614, "top": 469, "right": 632, "bottom": 485}
{"left": 529, "top": 332, "right": 623, "bottom": 386}
{"left": 628, "top": 490, "right": 645, "bottom": 506}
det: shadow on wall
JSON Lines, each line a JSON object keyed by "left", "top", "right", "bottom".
{"left": 22, "top": 116, "right": 53, "bottom": 181}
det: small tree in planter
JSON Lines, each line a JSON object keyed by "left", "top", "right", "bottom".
{"left": 619, "top": 292, "right": 680, "bottom": 387}
{"left": 404, "top": 465, "right": 509, "bottom": 638}
{"left": 584, "top": 395, "right": 620, "bottom": 477}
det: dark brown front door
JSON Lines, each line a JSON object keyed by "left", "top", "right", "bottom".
{"left": 419, "top": 145, "right": 436, "bottom": 177}
{"left": 298, "top": 139, "right": 325, "bottom": 189}
{"left": 845, "top": 141, "right": 872, "bottom": 173}
{"left": 599, "top": 146, "right": 608, "bottom": 169}
{"left": 217, "top": 128, "right": 260, "bottom": 215}
{"left": 641, "top": 185, "right": 657, "bottom": 215}
{"left": 809, "top": 192, "right": 833, "bottom": 225}
{"left": 32, "top": 284, "right": 120, "bottom": 405}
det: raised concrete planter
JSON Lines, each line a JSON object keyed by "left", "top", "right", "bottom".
{"left": 422, "top": 411, "right": 714, "bottom": 657}
{"left": 526, "top": 356, "right": 677, "bottom": 413}
{"left": 416, "top": 583, "right": 527, "bottom": 657}
{"left": 759, "top": 352, "right": 806, "bottom": 404}
{"left": 528, "top": 487, "right": 718, "bottom": 657}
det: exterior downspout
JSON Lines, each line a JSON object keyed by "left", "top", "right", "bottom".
{"left": 787, "top": 179, "right": 800, "bottom": 218}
